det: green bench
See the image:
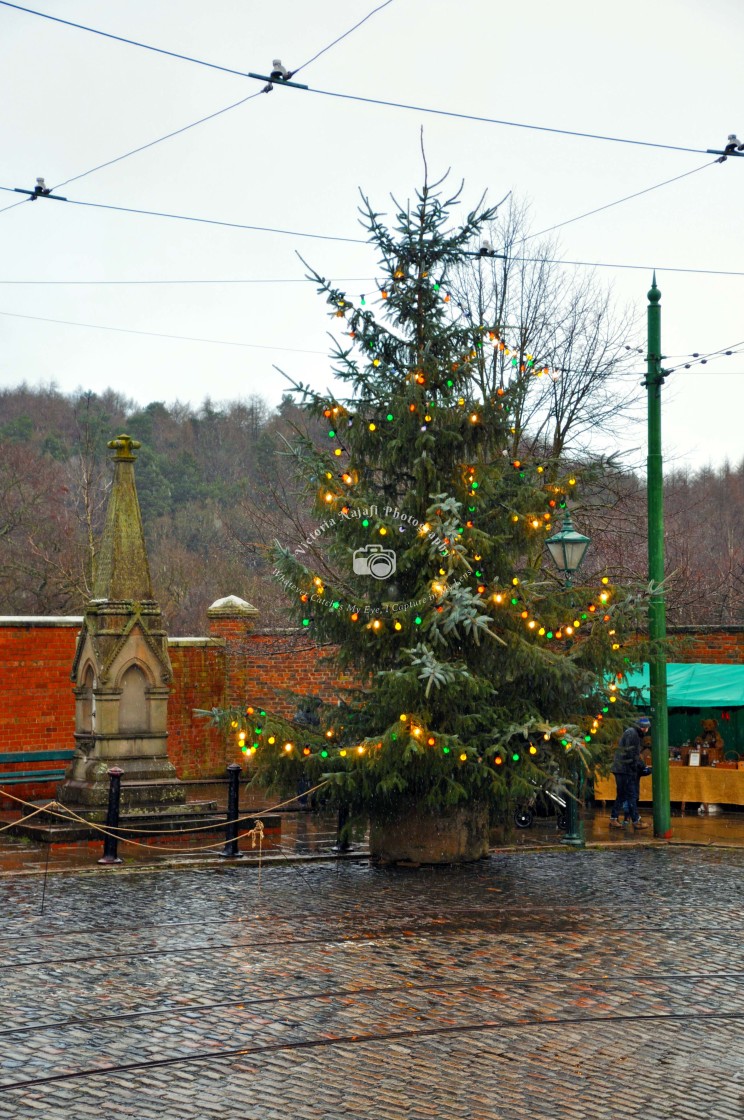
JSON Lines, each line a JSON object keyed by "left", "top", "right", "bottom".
{"left": 0, "top": 749, "right": 76, "bottom": 786}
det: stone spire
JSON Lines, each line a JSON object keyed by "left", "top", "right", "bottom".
{"left": 93, "top": 434, "right": 154, "bottom": 602}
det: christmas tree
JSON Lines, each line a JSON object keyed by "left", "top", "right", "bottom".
{"left": 210, "top": 172, "right": 648, "bottom": 847}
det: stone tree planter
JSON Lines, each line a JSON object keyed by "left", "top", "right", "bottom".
{"left": 369, "top": 801, "right": 489, "bottom": 865}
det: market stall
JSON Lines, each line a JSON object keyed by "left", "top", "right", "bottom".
{"left": 594, "top": 663, "right": 744, "bottom": 810}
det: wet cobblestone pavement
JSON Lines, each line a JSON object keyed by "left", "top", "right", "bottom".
{"left": 0, "top": 846, "right": 742, "bottom": 1118}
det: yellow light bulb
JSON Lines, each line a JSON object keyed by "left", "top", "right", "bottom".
{"left": 379, "top": 526, "right": 387, "bottom": 535}
{"left": 357, "top": 746, "right": 365, "bottom": 755}
{"left": 339, "top": 748, "right": 347, "bottom": 757}
{"left": 369, "top": 422, "right": 376, "bottom": 431}
{"left": 268, "top": 736, "right": 275, "bottom": 744}
{"left": 325, "top": 493, "right": 334, "bottom": 503}
{"left": 334, "top": 448, "right": 342, "bottom": 457}
{"left": 284, "top": 742, "right": 293, "bottom": 752}
{"left": 459, "top": 752, "right": 467, "bottom": 761}
{"left": 400, "top": 714, "right": 407, "bottom": 721}
{"left": 394, "top": 620, "right": 402, "bottom": 631}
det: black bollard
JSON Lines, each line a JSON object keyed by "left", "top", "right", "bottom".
{"left": 333, "top": 803, "right": 351, "bottom": 852}
{"left": 98, "top": 767, "right": 124, "bottom": 865}
{"left": 220, "top": 763, "right": 243, "bottom": 858}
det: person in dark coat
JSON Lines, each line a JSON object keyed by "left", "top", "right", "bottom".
{"left": 609, "top": 716, "right": 651, "bottom": 830}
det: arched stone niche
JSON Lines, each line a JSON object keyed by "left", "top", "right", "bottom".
{"left": 77, "top": 664, "right": 96, "bottom": 734}
{"left": 118, "top": 663, "right": 151, "bottom": 734}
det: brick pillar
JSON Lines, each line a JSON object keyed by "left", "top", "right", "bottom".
{"left": 206, "top": 596, "right": 260, "bottom": 709}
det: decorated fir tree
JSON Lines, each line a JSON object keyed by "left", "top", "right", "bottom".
{"left": 209, "top": 173, "right": 648, "bottom": 857}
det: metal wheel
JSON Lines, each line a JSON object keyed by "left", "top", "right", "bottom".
{"left": 556, "top": 810, "right": 568, "bottom": 830}
{"left": 514, "top": 807, "right": 534, "bottom": 829}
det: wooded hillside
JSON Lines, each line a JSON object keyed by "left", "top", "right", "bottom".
{"left": 0, "top": 385, "right": 741, "bottom": 632}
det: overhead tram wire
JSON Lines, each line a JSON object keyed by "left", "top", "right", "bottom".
{"left": 0, "top": 2, "right": 395, "bottom": 213}
{"left": 522, "top": 160, "right": 717, "bottom": 243}
{"left": 48, "top": 1, "right": 395, "bottom": 194}
{"left": 52, "top": 91, "right": 266, "bottom": 192}
{"left": 6, "top": 183, "right": 744, "bottom": 278}
{"left": 291, "top": 0, "right": 395, "bottom": 76}
{"left": 0, "top": 1, "right": 715, "bottom": 156}
{"left": 0, "top": 309, "right": 328, "bottom": 355}
{"left": 0, "top": 187, "right": 368, "bottom": 244}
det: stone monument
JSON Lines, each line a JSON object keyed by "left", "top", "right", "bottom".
{"left": 59, "top": 434, "right": 187, "bottom": 811}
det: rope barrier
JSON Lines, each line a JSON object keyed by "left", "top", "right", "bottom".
{"left": 0, "top": 799, "right": 58, "bottom": 833}
{"left": 43, "top": 801, "right": 266, "bottom": 853}
{"left": 0, "top": 780, "right": 330, "bottom": 836}
{"left": 0, "top": 779, "right": 331, "bottom": 855}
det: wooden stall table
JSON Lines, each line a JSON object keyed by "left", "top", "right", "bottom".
{"left": 594, "top": 765, "right": 744, "bottom": 813}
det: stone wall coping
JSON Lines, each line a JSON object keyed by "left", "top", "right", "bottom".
{"left": 207, "top": 595, "right": 259, "bottom": 618}
{"left": 0, "top": 616, "right": 84, "bottom": 627}
{"left": 669, "top": 625, "right": 744, "bottom": 635}
{"left": 168, "top": 637, "right": 225, "bottom": 647}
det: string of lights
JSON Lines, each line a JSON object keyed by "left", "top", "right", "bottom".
{"left": 664, "top": 340, "right": 744, "bottom": 375}
{"left": 5, "top": 304, "right": 744, "bottom": 374}
{"left": 0, "top": 0, "right": 717, "bottom": 156}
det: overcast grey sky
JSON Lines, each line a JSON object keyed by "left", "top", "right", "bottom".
{"left": 1, "top": 0, "right": 742, "bottom": 471}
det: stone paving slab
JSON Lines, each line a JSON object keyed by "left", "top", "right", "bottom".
{"left": 0, "top": 849, "right": 742, "bottom": 1118}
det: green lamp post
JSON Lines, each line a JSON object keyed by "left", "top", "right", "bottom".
{"left": 646, "top": 274, "right": 672, "bottom": 838}
{"left": 545, "top": 511, "right": 591, "bottom": 846}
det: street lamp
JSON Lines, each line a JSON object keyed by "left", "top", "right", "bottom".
{"left": 545, "top": 509, "right": 590, "bottom": 847}
{"left": 545, "top": 511, "right": 591, "bottom": 587}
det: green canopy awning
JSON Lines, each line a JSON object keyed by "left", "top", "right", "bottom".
{"left": 622, "top": 663, "right": 744, "bottom": 708}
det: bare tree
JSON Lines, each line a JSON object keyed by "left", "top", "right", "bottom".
{"left": 450, "top": 198, "right": 642, "bottom": 461}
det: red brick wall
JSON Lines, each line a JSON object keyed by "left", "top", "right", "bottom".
{"left": 238, "top": 632, "right": 357, "bottom": 718}
{"left": 0, "top": 620, "right": 80, "bottom": 805}
{"left": 1, "top": 616, "right": 741, "bottom": 806}
{"left": 167, "top": 639, "right": 226, "bottom": 779}
{"left": 669, "top": 627, "right": 744, "bottom": 665}
{"left": 0, "top": 615, "right": 349, "bottom": 803}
